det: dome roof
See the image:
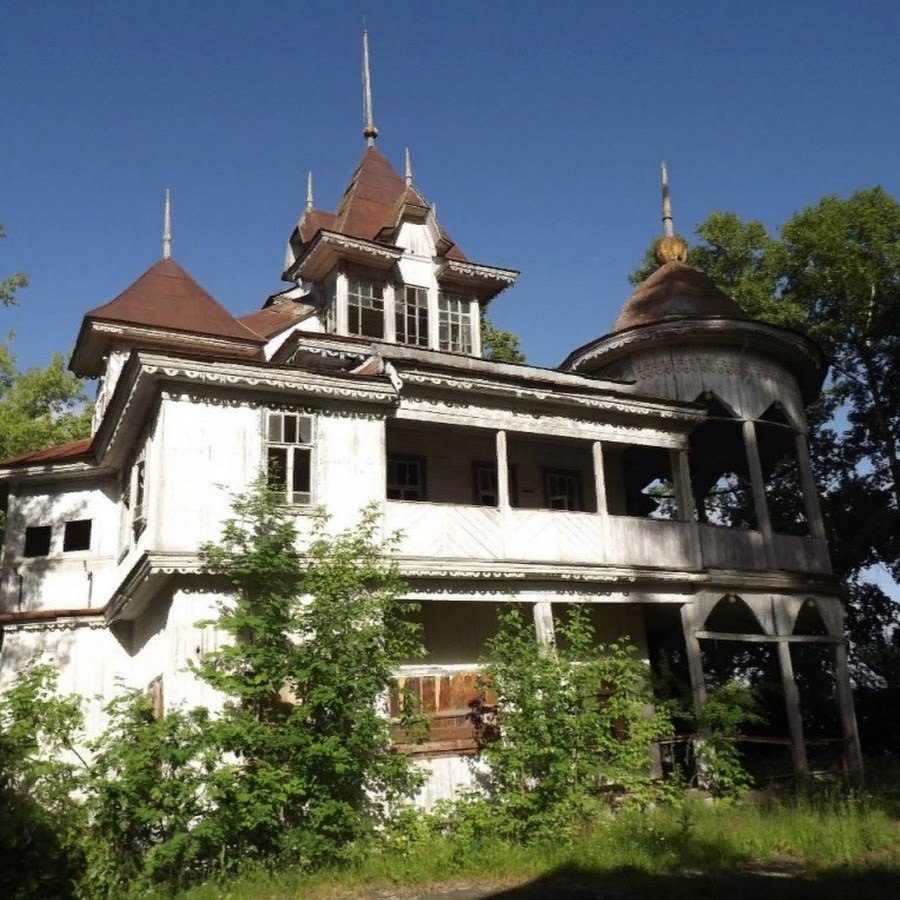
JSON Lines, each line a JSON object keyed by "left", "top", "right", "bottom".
{"left": 612, "top": 260, "right": 748, "bottom": 332}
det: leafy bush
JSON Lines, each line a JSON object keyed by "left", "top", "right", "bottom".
{"left": 460, "top": 605, "right": 675, "bottom": 842}
{"left": 0, "top": 663, "right": 86, "bottom": 899}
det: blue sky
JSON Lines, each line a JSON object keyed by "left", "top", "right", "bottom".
{"left": 3, "top": 1, "right": 900, "bottom": 372}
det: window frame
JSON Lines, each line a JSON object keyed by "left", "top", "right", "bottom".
{"left": 347, "top": 275, "right": 385, "bottom": 339}
{"left": 23, "top": 524, "right": 52, "bottom": 558}
{"left": 438, "top": 290, "right": 473, "bottom": 354}
{"left": 265, "top": 410, "right": 315, "bottom": 507}
{"left": 386, "top": 454, "right": 427, "bottom": 502}
{"left": 543, "top": 468, "right": 584, "bottom": 511}
{"left": 62, "top": 519, "right": 92, "bottom": 553}
{"left": 472, "top": 461, "right": 519, "bottom": 507}
{"left": 396, "top": 284, "right": 430, "bottom": 347}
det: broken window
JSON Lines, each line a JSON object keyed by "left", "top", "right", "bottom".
{"left": 23, "top": 525, "right": 51, "bottom": 558}
{"left": 755, "top": 404, "right": 809, "bottom": 536}
{"left": 604, "top": 445, "right": 679, "bottom": 519}
{"left": 266, "top": 411, "right": 313, "bottom": 505}
{"left": 387, "top": 455, "right": 426, "bottom": 501}
{"left": 688, "top": 393, "right": 757, "bottom": 529}
{"left": 438, "top": 291, "right": 472, "bottom": 354}
{"left": 396, "top": 285, "right": 429, "bottom": 347}
{"left": 63, "top": 519, "right": 92, "bottom": 552}
{"left": 347, "top": 276, "right": 385, "bottom": 338}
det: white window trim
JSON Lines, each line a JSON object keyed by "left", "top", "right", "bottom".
{"left": 265, "top": 410, "right": 315, "bottom": 507}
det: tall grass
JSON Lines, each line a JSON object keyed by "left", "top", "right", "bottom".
{"left": 169, "top": 786, "right": 900, "bottom": 899}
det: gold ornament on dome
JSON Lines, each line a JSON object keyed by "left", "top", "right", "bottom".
{"left": 654, "top": 235, "right": 688, "bottom": 265}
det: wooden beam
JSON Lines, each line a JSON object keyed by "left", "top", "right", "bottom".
{"left": 695, "top": 631, "right": 843, "bottom": 645}
{"left": 834, "top": 642, "right": 864, "bottom": 784}
{"left": 777, "top": 639, "right": 809, "bottom": 774}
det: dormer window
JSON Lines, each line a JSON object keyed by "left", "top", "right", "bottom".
{"left": 348, "top": 276, "right": 385, "bottom": 338}
{"left": 438, "top": 291, "right": 472, "bottom": 354}
{"left": 396, "top": 286, "right": 429, "bottom": 347}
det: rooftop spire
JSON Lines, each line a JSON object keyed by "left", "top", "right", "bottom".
{"left": 654, "top": 162, "right": 687, "bottom": 265}
{"left": 661, "top": 161, "right": 674, "bottom": 237}
{"left": 404, "top": 147, "right": 413, "bottom": 187}
{"left": 362, "top": 27, "right": 378, "bottom": 146}
{"left": 306, "top": 171, "right": 314, "bottom": 212}
{"left": 162, "top": 188, "right": 172, "bottom": 259}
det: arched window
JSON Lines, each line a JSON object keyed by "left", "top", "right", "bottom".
{"left": 689, "top": 393, "right": 757, "bottom": 529}
{"left": 756, "top": 404, "right": 809, "bottom": 537}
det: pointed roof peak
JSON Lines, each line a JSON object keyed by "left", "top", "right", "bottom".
{"left": 405, "top": 147, "right": 413, "bottom": 187}
{"left": 306, "top": 171, "right": 314, "bottom": 212}
{"left": 654, "top": 162, "right": 688, "bottom": 265}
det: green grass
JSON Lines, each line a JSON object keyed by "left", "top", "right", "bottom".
{"left": 167, "top": 785, "right": 900, "bottom": 899}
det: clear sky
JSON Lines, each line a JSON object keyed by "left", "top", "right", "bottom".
{"left": 3, "top": 0, "right": 900, "bottom": 372}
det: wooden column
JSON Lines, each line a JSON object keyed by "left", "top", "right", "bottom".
{"left": 680, "top": 603, "right": 707, "bottom": 706}
{"left": 469, "top": 298, "right": 482, "bottom": 357}
{"left": 795, "top": 432, "right": 827, "bottom": 541}
{"left": 496, "top": 430, "right": 510, "bottom": 511}
{"left": 742, "top": 420, "right": 776, "bottom": 566}
{"left": 776, "top": 638, "right": 809, "bottom": 775}
{"left": 384, "top": 281, "right": 397, "bottom": 343}
{"left": 592, "top": 441, "right": 607, "bottom": 515}
{"left": 335, "top": 265, "right": 349, "bottom": 335}
{"left": 532, "top": 601, "right": 556, "bottom": 647}
{"left": 834, "top": 641, "right": 864, "bottom": 783}
{"left": 672, "top": 448, "right": 703, "bottom": 568}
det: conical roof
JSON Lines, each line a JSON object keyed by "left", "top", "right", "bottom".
{"left": 83, "top": 258, "right": 263, "bottom": 341}
{"left": 612, "top": 261, "right": 748, "bottom": 332}
{"left": 291, "top": 146, "right": 466, "bottom": 261}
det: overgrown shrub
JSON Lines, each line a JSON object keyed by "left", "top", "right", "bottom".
{"left": 0, "top": 663, "right": 86, "bottom": 899}
{"left": 460, "top": 605, "right": 675, "bottom": 842}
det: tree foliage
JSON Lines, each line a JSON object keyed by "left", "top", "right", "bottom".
{"left": 195, "top": 485, "right": 425, "bottom": 869}
{"left": 481, "top": 313, "right": 525, "bottom": 363}
{"left": 467, "top": 606, "right": 674, "bottom": 842}
{"left": 0, "top": 224, "right": 28, "bottom": 309}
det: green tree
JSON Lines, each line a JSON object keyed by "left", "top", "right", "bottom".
{"left": 1, "top": 224, "right": 28, "bottom": 308}
{"left": 196, "top": 485, "right": 424, "bottom": 868}
{"left": 0, "top": 342, "right": 93, "bottom": 460}
{"left": 481, "top": 314, "right": 525, "bottom": 363}
{"left": 0, "top": 664, "right": 86, "bottom": 899}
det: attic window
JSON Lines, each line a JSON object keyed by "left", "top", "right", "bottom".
{"left": 396, "top": 286, "right": 429, "bottom": 347}
{"left": 63, "top": 519, "right": 92, "bottom": 552}
{"left": 438, "top": 292, "right": 472, "bottom": 354}
{"left": 23, "top": 525, "right": 51, "bottom": 558}
{"left": 348, "top": 277, "right": 385, "bottom": 338}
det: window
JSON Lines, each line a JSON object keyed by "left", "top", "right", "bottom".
{"left": 472, "top": 462, "right": 519, "bottom": 507}
{"left": 266, "top": 411, "right": 313, "bottom": 505}
{"left": 23, "top": 525, "right": 51, "bottom": 558}
{"left": 438, "top": 291, "right": 472, "bottom": 354}
{"left": 348, "top": 276, "right": 385, "bottom": 338}
{"left": 396, "top": 285, "right": 429, "bottom": 347}
{"left": 544, "top": 469, "right": 583, "bottom": 511}
{"left": 132, "top": 458, "right": 147, "bottom": 536}
{"left": 387, "top": 455, "right": 425, "bottom": 501}
{"left": 63, "top": 519, "right": 92, "bottom": 552}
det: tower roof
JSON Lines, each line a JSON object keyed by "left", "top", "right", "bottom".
{"left": 71, "top": 258, "right": 264, "bottom": 376}
{"left": 611, "top": 260, "right": 749, "bottom": 332}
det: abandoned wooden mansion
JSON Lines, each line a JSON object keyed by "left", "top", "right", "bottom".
{"left": 0, "top": 59, "right": 862, "bottom": 796}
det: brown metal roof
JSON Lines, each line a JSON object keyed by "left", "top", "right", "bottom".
{"left": 84, "top": 258, "right": 265, "bottom": 343}
{"left": 295, "top": 147, "right": 467, "bottom": 261}
{"left": 612, "top": 261, "right": 748, "bottom": 332}
{"left": 238, "top": 303, "right": 317, "bottom": 339}
{"left": 0, "top": 437, "right": 93, "bottom": 468}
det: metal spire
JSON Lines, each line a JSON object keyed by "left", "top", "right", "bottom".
{"left": 661, "top": 161, "right": 674, "bottom": 238}
{"left": 404, "top": 147, "right": 413, "bottom": 187}
{"left": 362, "top": 27, "right": 378, "bottom": 146}
{"left": 306, "top": 171, "right": 314, "bottom": 212}
{"left": 162, "top": 188, "right": 172, "bottom": 259}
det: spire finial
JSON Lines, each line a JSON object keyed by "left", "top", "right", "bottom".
{"left": 661, "top": 161, "right": 674, "bottom": 237}
{"left": 362, "top": 27, "right": 378, "bottom": 146}
{"left": 404, "top": 147, "right": 413, "bottom": 187}
{"left": 654, "top": 162, "right": 687, "bottom": 265}
{"left": 306, "top": 171, "right": 314, "bottom": 212}
{"left": 162, "top": 188, "right": 172, "bottom": 259}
